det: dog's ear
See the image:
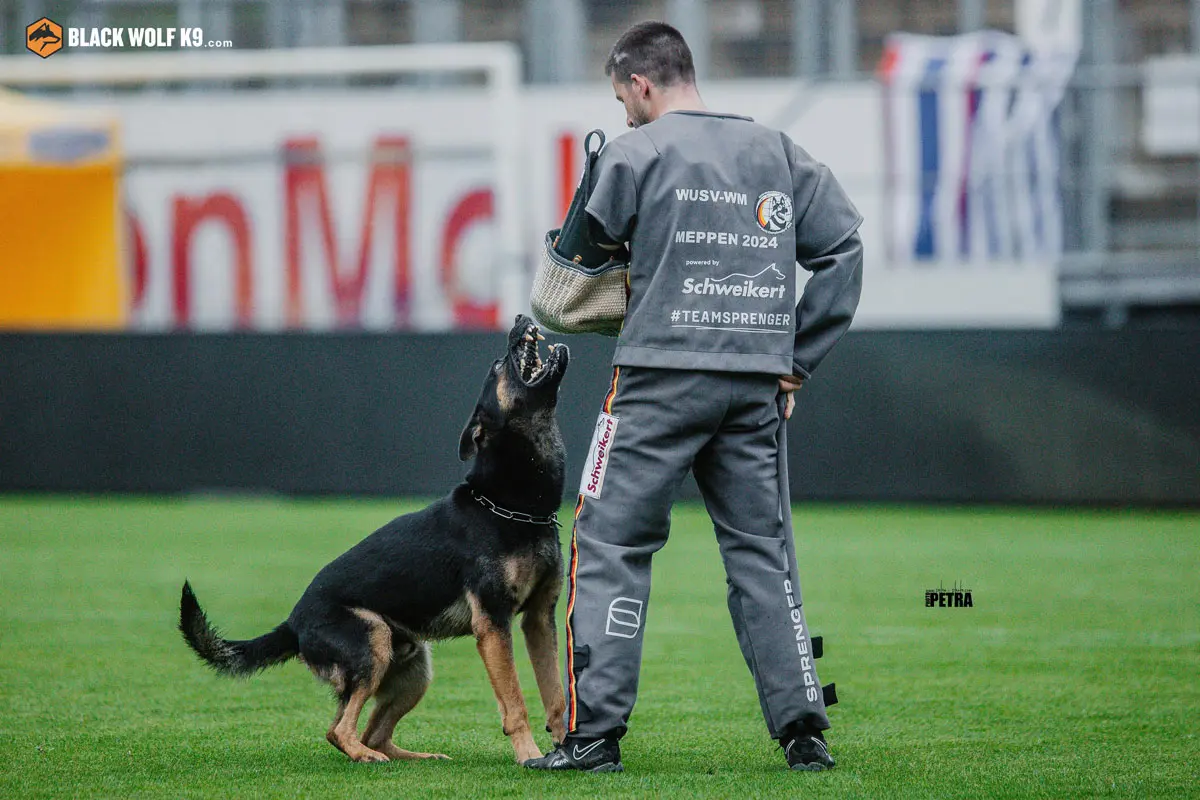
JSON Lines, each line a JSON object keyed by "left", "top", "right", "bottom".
{"left": 458, "top": 411, "right": 486, "bottom": 461}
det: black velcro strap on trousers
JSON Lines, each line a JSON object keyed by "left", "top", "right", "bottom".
{"left": 572, "top": 644, "right": 590, "bottom": 670}
{"left": 811, "top": 635, "right": 823, "bottom": 659}
{"left": 822, "top": 682, "right": 838, "bottom": 707}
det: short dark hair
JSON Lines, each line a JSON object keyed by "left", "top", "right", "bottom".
{"left": 604, "top": 21, "right": 696, "bottom": 87}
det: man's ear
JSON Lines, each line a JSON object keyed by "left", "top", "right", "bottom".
{"left": 458, "top": 411, "right": 486, "bottom": 462}
{"left": 630, "top": 73, "right": 652, "bottom": 99}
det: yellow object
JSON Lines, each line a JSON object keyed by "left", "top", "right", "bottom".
{"left": 0, "top": 89, "right": 124, "bottom": 329}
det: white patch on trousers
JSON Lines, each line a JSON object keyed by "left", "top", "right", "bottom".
{"left": 605, "top": 597, "right": 643, "bottom": 638}
{"left": 580, "top": 412, "right": 619, "bottom": 499}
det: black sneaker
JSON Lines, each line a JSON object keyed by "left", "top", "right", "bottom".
{"left": 782, "top": 728, "right": 836, "bottom": 771}
{"left": 523, "top": 735, "right": 623, "bottom": 773}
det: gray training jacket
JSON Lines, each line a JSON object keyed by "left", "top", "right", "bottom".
{"left": 585, "top": 110, "right": 864, "bottom": 378}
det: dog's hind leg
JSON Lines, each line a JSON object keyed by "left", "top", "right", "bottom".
{"left": 362, "top": 641, "right": 449, "bottom": 761}
{"left": 322, "top": 609, "right": 393, "bottom": 763}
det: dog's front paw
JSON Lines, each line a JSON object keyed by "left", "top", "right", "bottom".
{"left": 514, "top": 743, "right": 543, "bottom": 764}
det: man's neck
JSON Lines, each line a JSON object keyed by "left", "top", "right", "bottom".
{"left": 653, "top": 84, "right": 707, "bottom": 119}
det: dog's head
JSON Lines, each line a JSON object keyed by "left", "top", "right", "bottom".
{"left": 458, "top": 314, "right": 570, "bottom": 463}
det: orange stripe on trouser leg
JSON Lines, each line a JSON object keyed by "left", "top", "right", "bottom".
{"left": 565, "top": 495, "right": 584, "bottom": 731}
{"left": 603, "top": 366, "right": 620, "bottom": 414}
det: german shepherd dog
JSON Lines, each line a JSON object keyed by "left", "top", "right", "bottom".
{"left": 179, "top": 315, "right": 569, "bottom": 765}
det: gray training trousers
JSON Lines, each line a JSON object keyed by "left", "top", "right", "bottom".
{"left": 563, "top": 365, "right": 830, "bottom": 741}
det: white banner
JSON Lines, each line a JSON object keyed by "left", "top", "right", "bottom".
{"left": 1143, "top": 55, "right": 1200, "bottom": 157}
{"left": 89, "top": 78, "right": 1057, "bottom": 331}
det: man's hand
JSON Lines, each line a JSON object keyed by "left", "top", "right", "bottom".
{"left": 778, "top": 375, "right": 805, "bottom": 420}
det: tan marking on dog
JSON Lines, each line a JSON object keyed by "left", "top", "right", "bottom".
{"left": 352, "top": 608, "right": 393, "bottom": 669}
{"left": 426, "top": 594, "right": 474, "bottom": 639}
{"left": 496, "top": 368, "right": 516, "bottom": 413}
{"left": 467, "top": 592, "right": 541, "bottom": 763}
{"left": 376, "top": 743, "right": 452, "bottom": 760}
{"left": 322, "top": 665, "right": 347, "bottom": 696}
{"left": 299, "top": 655, "right": 347, "bottom": 696}
{"left": 503, "top": 553, "right": 541, "bottom": 610}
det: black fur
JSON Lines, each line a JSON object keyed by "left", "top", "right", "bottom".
{"left": 178, "top": 315, "right": 570, "bottom": 760}
{"left": 179, "top": 580, "right": 298, "bottom": 677}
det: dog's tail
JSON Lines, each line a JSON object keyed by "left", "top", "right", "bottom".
{"left": 179, "top": 581, "right": 298, "bottom": 677}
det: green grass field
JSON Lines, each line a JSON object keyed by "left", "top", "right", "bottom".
{"left": 1, "top": 497, "right": 1197, "bottom": 798}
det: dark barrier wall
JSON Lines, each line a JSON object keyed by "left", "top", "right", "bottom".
{"left": 2, "top": 330, "right": 1197, "bottom": 504}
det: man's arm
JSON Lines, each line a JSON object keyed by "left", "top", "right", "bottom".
{"left": 792, "top": 229, "right": 864, "bottom": 379}
{"left": 585, "top": 143, "right": 639, "bottom": 246}
{"left": 786, "top": 138, "right": 864, "bottom": 380}
{"left": 777, "top": 230, "right": 862, "bottom": 419}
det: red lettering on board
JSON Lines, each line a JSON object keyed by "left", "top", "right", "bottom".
{"left": 126, "top": 209, "right": 148, "bottom": 311}
{"left": 558, "top": 131, "right": 578, "bottom": 221}
{"left": 171, "top": 193, "right": 253, "bottom": 327}
{"left": 440, "top": 188, "right": 498, "bottom": 329}
{"left": 283, "top": 136, "right": 412, "bottom": 328}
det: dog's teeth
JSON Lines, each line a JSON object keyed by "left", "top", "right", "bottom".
{"left": 536, "top": 333, "right": 546, "bottom": 341}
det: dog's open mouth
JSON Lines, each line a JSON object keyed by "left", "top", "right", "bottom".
{"left": 510, "top": 320, "right": 568, "bottom": 387}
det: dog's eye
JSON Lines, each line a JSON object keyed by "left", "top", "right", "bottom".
{"left": 493, "top": 360, "right": 503, "bottom": 373}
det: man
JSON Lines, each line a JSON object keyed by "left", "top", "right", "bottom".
{"left": 525, "top": 21, "right": 863, "bottom": 773}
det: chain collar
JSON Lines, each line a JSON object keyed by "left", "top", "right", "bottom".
{"left": 471, "top": 490, "right": 559, "bottom": 526}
